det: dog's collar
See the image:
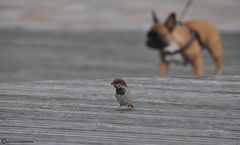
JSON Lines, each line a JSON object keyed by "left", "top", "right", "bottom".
{"left": 164, "top": 25, "right": 198, "bottom": 56}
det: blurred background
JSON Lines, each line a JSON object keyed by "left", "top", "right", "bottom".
{"left": 0, "top": 0, "right": 240, "bottom": 82}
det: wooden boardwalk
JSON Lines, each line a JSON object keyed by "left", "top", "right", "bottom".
{"left": 0, "top": 30, "right": 240, "bottom": 82}
{"left": 0, "top": 77, "right": 239, "bottom": 145}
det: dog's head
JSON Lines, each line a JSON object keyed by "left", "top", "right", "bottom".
{"left": 146, "top": 11, "right": 178, "bottom": 50}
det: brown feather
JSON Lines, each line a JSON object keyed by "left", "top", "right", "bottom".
{"left": 111, "top": 79, "right": 127, "bottom": 87}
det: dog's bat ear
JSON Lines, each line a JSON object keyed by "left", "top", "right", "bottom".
{"left": 165, "top": 12, "right": 177, "bottom": 31}
{"left": 152, "top": 10, "right": 159, "bottom": 23}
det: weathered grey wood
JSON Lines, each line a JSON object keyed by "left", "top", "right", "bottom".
{"left": 0, "top": 77, "right": 239, "bottom": 145}
{"left": 0, "top": 30, "right": 240, "bottom": 82}
{"left": 0, "top": 0, "right": 240, "bottom": 30}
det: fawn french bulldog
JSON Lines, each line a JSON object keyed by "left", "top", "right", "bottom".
{"left": 146, "top": 11, "right": 223, "bottom": 76}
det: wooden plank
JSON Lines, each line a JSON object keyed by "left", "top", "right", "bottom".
{"left": 0, "top": 77, "right": 239, "bottom": 144}
{"left": 0, "top": 30, "right": 240, "bottom": 82}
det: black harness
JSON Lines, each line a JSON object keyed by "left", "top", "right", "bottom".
{"left": 163, "top": 24, "right": 203, "bottom": 64}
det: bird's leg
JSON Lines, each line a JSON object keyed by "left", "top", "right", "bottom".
{"left": 127, "top": 104, "right": 134, "bottom": 111}
{"left": 128, "top": 107, "right": 133, "bottom": 111}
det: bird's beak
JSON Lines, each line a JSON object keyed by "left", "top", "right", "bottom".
{"left": 111, "top": 82, "right": 114, "bottom": 85}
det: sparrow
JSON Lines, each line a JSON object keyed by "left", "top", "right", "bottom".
{"left": 111, "top": 79, "right": 134, "bottom": 110}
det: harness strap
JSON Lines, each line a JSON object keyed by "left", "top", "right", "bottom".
{"left": 164, "top": 27, "right": 197, "bottom": 56}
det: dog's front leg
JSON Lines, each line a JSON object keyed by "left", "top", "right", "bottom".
{"left": 192, "top": 56, "right": 203, "bottom": 76}
{"left": 160, "top": 60, "right": 168, "bottom": 77}
{"left": 159, "top": 51, "right": 168, "bottom": 77}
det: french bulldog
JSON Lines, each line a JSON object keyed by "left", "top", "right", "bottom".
{"left": 146, "top": 11, "right": 223, "bottom": 76}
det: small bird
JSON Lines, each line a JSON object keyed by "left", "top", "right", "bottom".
{"left": 111, "top": 79, "right": 134, "bottom": 110}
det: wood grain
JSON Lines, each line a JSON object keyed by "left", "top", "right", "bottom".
{"left": 0, "top": 77, "right": 239, "bottom": 145}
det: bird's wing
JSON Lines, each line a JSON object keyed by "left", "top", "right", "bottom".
{"left": 125, "top": 90, "right": 133, "bottom": 104}
{"left": 115, "top": 93, "right": 122, "bottom": 103}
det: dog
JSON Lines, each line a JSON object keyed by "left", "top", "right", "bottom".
{"left": 146, "top": 11, "right": 224, "bottom": 76}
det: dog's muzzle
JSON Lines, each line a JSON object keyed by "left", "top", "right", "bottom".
{"left": 146, "top": 40, "right": 169, "bottom": 50}
{"left": 146, "top": 31, "right": 169, "bottom": 50}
